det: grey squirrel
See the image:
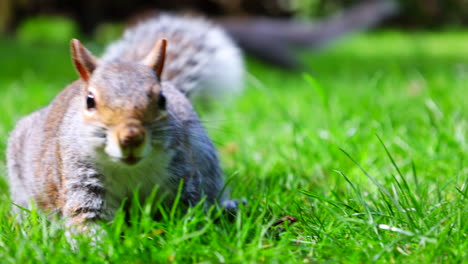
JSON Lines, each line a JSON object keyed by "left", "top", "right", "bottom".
{"left": 7, "top": 14, "right": 243, "bottom": 231}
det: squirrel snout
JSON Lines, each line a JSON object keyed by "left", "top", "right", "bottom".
{"left": 117, "top": 122, "right": 146, "bottom": 149}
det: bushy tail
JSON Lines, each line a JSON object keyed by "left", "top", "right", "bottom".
{"left": 102, "top": 14, "right": 244, "bottom": 100}
{"left": 101, "top": 1, "right": 396, "bottom": 98}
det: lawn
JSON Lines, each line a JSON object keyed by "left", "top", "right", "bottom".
{"left": 0, "top": 31, "right": 466, "bottom": 263}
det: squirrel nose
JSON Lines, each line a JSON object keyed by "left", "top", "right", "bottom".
{"left": 118, "top": 121, "right": 146, "bottom": 149}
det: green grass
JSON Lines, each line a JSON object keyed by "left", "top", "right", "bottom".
{"left": 0, "top": 31, "right": 467, "bottom": 263}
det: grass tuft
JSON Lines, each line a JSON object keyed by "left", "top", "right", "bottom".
{"left": 0, "top": 31, "right": 467, "bottom": 262}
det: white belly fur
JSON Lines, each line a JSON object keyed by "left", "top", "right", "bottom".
{"left": 97, "top": 148, "right": 175, "bottom": 215}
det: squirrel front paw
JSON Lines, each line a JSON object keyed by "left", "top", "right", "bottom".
{"left": 221, "top": 198, "right": 247, "bottom": 212}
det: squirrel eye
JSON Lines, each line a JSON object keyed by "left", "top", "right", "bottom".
{"left": 158, "top": 92, "right": 166, "bottom": 110}
{"left": 86, "top": 92, "right": 96, "bottom": 110}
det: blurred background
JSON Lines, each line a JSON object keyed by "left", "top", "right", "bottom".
{"left": 1, "top": 0, "right": 467, "bottom": 69}
{"left": 1, "top": 0, "right": 468, "bottom": 34}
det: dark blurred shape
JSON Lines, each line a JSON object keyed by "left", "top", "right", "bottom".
{"left": 2, "top": 0, "right": 468, "bottom": 34}
{"left": 2, "top": 0, "right": 467, "bottom": 69}
{"left": 1, "top": 0, "right": 292, "bottom": 34}
{"left": 219, "top": 0, "right": 398, "bottom": 69}
{"left": 390, "top": 0, "right": 468, "bottom": 28}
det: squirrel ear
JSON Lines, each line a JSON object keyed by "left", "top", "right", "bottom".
{"left": 70, "top": 39, "right": 97, "bottom": 82}
{"left": 142, "top": 39, "right": 167, "bottom": 80}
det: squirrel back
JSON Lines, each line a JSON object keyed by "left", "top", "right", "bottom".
{"left": 102, "top": 14, "right": 244, "bottom": 100}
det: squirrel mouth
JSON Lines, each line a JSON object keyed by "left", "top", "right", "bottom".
{"left": 121, "top": 155, "right": 142, "bottom": 165}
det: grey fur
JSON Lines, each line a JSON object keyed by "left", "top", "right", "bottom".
{"left": 7, "top": 13, "right": 243, "bottom": 228}
{"left": 103, "top": 14, "right": 244, "bottom": 100}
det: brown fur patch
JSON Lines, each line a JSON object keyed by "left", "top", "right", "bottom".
{"left": 33, "top": 82, "right": 80, "bottom": 212}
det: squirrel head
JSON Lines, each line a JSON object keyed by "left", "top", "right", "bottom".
{"left": 71, "top": 38, "right": 168, "bottom": 166}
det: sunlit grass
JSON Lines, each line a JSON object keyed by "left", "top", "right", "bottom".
{"left": 0, "top": 31, "right": 466, "bottom": 263}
